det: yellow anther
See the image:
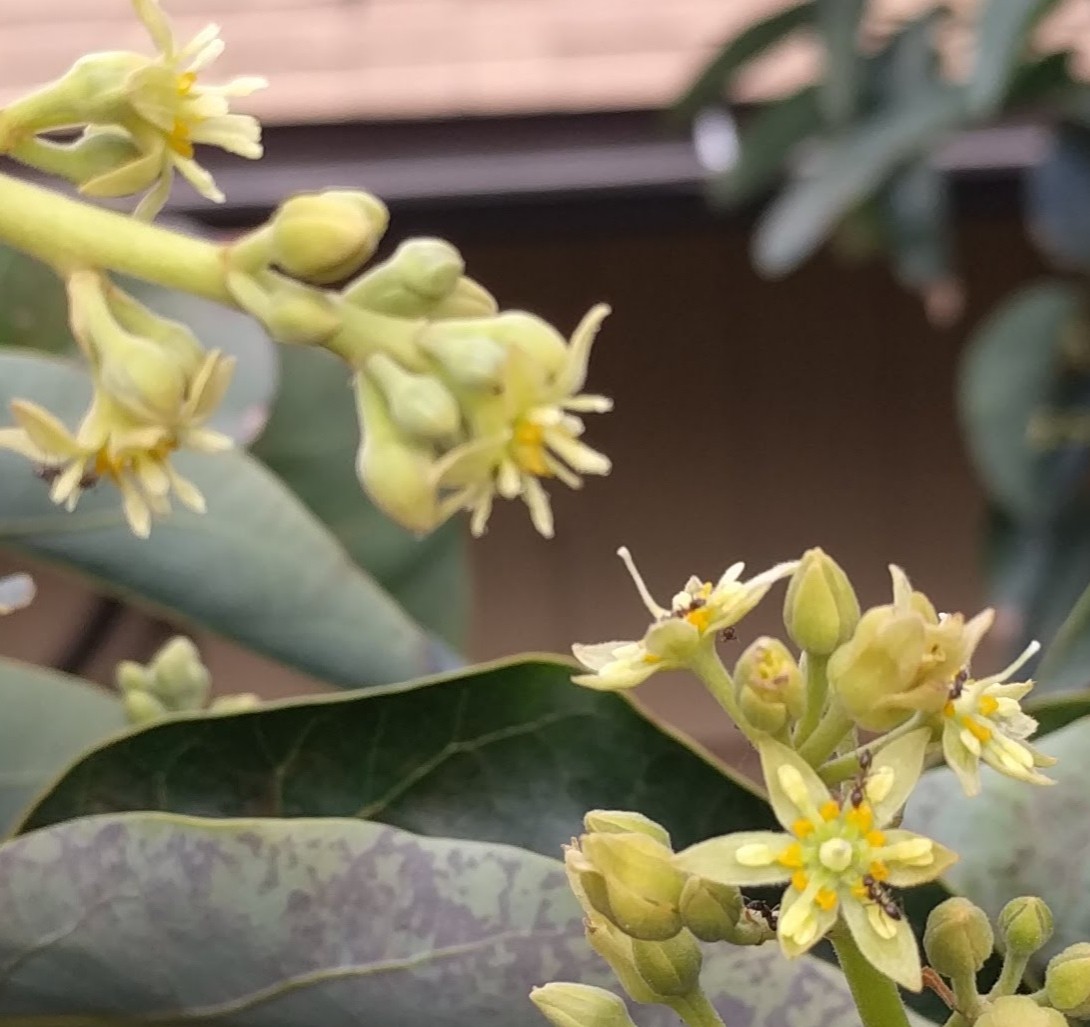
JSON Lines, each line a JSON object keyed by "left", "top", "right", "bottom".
{"left": 943, "top": 701, "right": 955, "bottom": 718}
{"left": 845, "top": 805, "right": 874, "bottom": 833}
{"left": 176, "top": 71, "right": 197, "bottom": 95}
{"left": 685, "top": 607, "right": 711, "bottom": 632}
{"left": 978, "top": 694, "right": 1000, "bottom": 717}
{"left": 820, "top": 800, "right": 840, "bottom": 821}
{"left": 816, "top": 888, "right": 838, "bottom": 912}
{"left": 868, "top": 860, "right": 889, "bottom": 881}
{"left": 791, "top": 870, "right": 809, "bottom": 892}
{"left": 167, "top": 119, "right": 195, "bottom": 158}
{"left": 512, "top": 421, "right": 550, "bottom": 477}
{"left": 792, "top": 819, "right": 815, "bottom": 839}
{"left": 851, "top": 882, "right": 868, "bottom": 900}
{"left": 642, "top": 653, "right": 663, "bottom": 665}
{"left": 966, "top": 718, "right": 993, "bottom": 744}
{"left": 776, "top": 842, "right": 804, "bottom": 869}
{"left": 865, "top": 830, "right": 886, "bottom": 848}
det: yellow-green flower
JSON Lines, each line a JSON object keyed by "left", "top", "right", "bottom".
{"left": 571, "top": 546, "right": 797, "bottom": 690}
{"left": 432, "top": 304, "right": 613, "bottom": 538}
{"left": 941, "top": 640, "right": 1056, "bottom": 796}
{"left": 0, "top": 358, "right": 232, "bottom": 537}
{"left": 675, "top": 731, "right": 957, "bottom": 990}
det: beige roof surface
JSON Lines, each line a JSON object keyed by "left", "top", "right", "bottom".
{"left": 0, "top": 0, "right": 813, "bottom": 122}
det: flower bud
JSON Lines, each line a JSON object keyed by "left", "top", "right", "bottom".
{"left": 998, "top": 896, "right": 1054, "bottom": 957}
{"left": 583, "top": 920, "right": 660, "bottom": 1004}
{"left": 734, "top": 637, "right": 804, "bottom": 732}
{"left": 271, "top": 191, "right": 389, "bottom": 285}
{"left": 145, "top": 636, "right": 211, "bottom": 712}
{"left": 923, "top": 897, "right": 995, "bottom": 977}
{"left": 115, "top": 660, "right": 152, "bottom": 695}
{"left": 342, "top": 239, "right": 464, "bottom": 315}
{"left": 579, "top": 832, "right": 687, "bottom": 941}
{"left": 123, "top": 689, "right": 168, "bottom": 725}
{"left": 365, "top": 354, "right": 461, "bottom": 441}
{"left": 976, "top": 996, "right": 1069, "bottom": 1027}
{"left": 418, "top": 327, "right": 508, "bottom": 389}
{"left": 264, "top": 287, "right": 343, "bottom": 346}
{"left": 629, "top": 931, "right": 703, "bottom": 997}
{"left": 783, "top": 548, "right": 859, "bottom": 655}
{"left": 584, "top": 810, "right": 671, "bottom": 848}
{"left": 529, "top": 983, "right": 636, "bottom": 1027}
{"left": 93, "top": 330, "right": 189, "bottom": 423}
{"left": 353, "top": 373, "right": 441, "bottom": 535}
{"left": 1046, "top": 943, "right": 1090, "bottom": 1018}
{"left": 678, "top": 876, "right": 743, "bottom": 943}
{"left": 429, "top": 276, "right": 499, "bottom": 319}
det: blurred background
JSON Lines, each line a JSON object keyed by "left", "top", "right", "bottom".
{"left": 2, "top": 0, "right": 1085, "bottom": 762}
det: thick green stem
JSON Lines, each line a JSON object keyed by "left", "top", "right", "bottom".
{"left": 0, "top": 170, "right": 231, "bottom": 301}
{"left": 798, "top": 702, "right": 854, "bottom": 767}
{"left": 819, "top": 714, "right": 928, "bottom": 786}
{"left": 989, "top": 949, "right": 1031, "bottom": 999}
{"left": 668, "top": 991, "right": 727, "bottom": 1027}
{"left": 830, "top": 926, "right": 913, "bottom": 1027}
{"left": 688, "top": 646, "right": 761, "bottom": 745}
{"left": 793, "top": 652, "right": 829, "bottom": 747}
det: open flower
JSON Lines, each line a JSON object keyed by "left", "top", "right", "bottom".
{"left": 0, "top": 361, "right": 232, "bottom": 538}
{"left": 432, "top": 304, "right": 613, "bottom": 538}
{"left": 941, "top": 640, "right": 1056, "bottom": 796}
{"left": 675, "top": 731, "right": 957, "bottom": 990}
{"left": 571, "top": 546, "right": 798, "bottom": 690}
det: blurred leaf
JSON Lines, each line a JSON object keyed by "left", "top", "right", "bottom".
{"left": 882, "top": 156, "right": 953, "bottom": 290}
{"left": 17, "top": 657, "right": 776, "bottom": 852}
{"left": 0, "top": 656, "right": 124, "bottom": 834}
{"left": 0, "top": 245, "right": 73, "bottom": 354}
{"left": 0, "top": 350, "right": 456, "bottom": 689}
{"left": 1008, "top": 51, "right": 1079, "bottom": 109}
{"left": 708, "top": 87, "right": 821, "bottom": 205}
{"left": 251, "top": 346, "right": 467, "bottom": 647}
{"left": 753, "top": 85, "right": 964, "bottom": 276}
{"left": 1026, "top": 687, "right": 1090, "bottom": 736}
{"left": 817, "top": 0, "right": 866, "bottom": 127}
{"left": 1037, "top": 573, "right": 1090, "bottom": 691}
{"left": 1027, "top": 123, "right": 1090, "bottom": 269}
{"left": 674, "top": 3, "right": 816, "bottom": 119}
{"left": 906, "top": 716, "right": 1090, "bottom": 971}
{"left": 0, "top": 812, "right": 896, "bottom": 1027}
{"left": 968, "top": 0, "right": 1063, "bottom": 117}
{"left": 958, "top": 280, "right": 1084, "bottom": 520}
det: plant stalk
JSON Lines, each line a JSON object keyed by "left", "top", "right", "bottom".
{"left": 798, "top": 702, "right": 854, "bottom": 767}
{"left": 689, "top": 646, "right": 760, "bottom": 745}
{"left": 830, "top": 926, "right": 913, "bottom": 1027}
{"left": 793, "top": 652, "right": 829, "bottom": 746}
{"left": 668, "top": 991, "right": 728, "bottom": 1027}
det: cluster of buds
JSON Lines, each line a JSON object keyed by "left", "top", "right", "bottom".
{"left": 547, "top": 544, "right": 1062, "bottom": 1018}
{"left": 117, "top": 634, "right": 256, "bottom": 723}
{"left": 0, "top": 0, "right": 614, "bottom": 541}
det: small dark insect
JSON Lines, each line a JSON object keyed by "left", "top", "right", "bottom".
{"left": 675, "top": 596, "right": 706, "bottom": 620}
{"left": 848, "top": 749, "right": 874, "bottom": 809}
{"left": 744, "top": 898, "right": 780, "bottom": 932}
{"left": 33, "top": 464, "right": 98, "bottom": 490}
{"left": 948, "top": 668, "right": 969, "bottom": 701}
{"left": 719, "top": 626, "right": 737, "bottom": 643}
{"left": 860, "top": 874, "right": 903, "bottom": 921}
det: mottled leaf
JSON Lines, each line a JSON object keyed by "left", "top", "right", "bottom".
{"left": 250, "top": 346, "right": 467, "bottom": 647}
{"left": 0, "top": 350, "right": 455, "bottom": 690}
{"left": 0, "top": 813, "right": 898, "bottom": 1026}
{"left": 0, "top": 656, "right": 124, "bottom": 834}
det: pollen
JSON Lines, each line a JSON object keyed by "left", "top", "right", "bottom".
{"left": 791, "top": 870, "right": 809, "bottom": 892}
{"left": 845, "top": 805, "right": 874, "bottom": 833}
{"left": 865, "top": 830, "right": 886, "bottom": 848}
{"left": 943, "top": 700, "right": 956, "bottom": 717}
{"left": 966, "top": 718, "right": 993, "bottom": 744}
{"left": 792, "top": 818, "right": 815, "bottom": 839}
{"left": 167, "top": 118, "right": 195, "bottom": 158}
{"left": 176, "top": 71, "right": 198, "bottom": 95}
{"left": 511, "top": 421, "right": 550, "bottom": 477}
{"left": 776, "top": 842, "right": 804, "bottom": 869}
{"left": 868, "top": 860, "right": 889, "bottom": 881}
{"left": 685, "top": 606, "right": 712, "bottom": 632}
{"left": 816, "top": 888, "right": 838, "bottom": 912}
{"left": 642, "top": 653, "right": 662, "bottom": 665}
{"left": 978, "top": 694, "right": 1000, "bottom": 717}
{"left": 820, "top": 800, "right": 840, "bottom": 821}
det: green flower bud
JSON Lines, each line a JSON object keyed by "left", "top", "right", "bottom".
{"left": 529, "top": 983, "right": 636, "bottom": 1027}
{"left": 734, "top": 637, "right": 804, "bottom": 732}
{"left": 923, "top": 897, "right": 995, "bottom": 977}
{"left": 264, "top": 287, "right": 343, "bottom": 346}
{"left": 271, "top": 191, "right": 389, "bottom": 286}
{"left": 365, "top": 354, "right": 461, "bottom": 441}
{"left": 678, "top": 876, "right": 743, "bottom": 943}
{"left": 92, "top": 330, "right": 189, "bottom": 423}
{"left": 209, "top": 693, "right": 260, "bottom": 714}
{"left": 429, "top": 276, "right": 499, "bottom": 319}
{"left": 629, "top": 931, "right": 703, "bottom": 997}
{"left": 116, "top": 660, "right": 152, "bottom": 695}
{"left": 342, "top": 239, "right": 464, "bottom": 315}
{"left": 584, "top": 920, "right": 661, "bottom": 1005}
{"left": 123, "top": 689, "right": 168, "bottom": 725}
{"left": 1046, "top": 943, "right": 1090, "bottom": 1018}
{"left": 583, "top": 810, "right": 671, "bottom": 848}
{"left": 579, "top": 832, "right": 687, "bottom": 941}
{"left": 976, "top": 996, "right": 1069, "bottom": 1027}
{"left": 998, "top": 897, "right": 1054, "bottom": 957}
{"left": 146, "top": 636, "right": 211, "bottom": 712}
{"left": 783, "top": 548, "right": 859, "bottom": 655}
{"left": 418, "top": 327, "right": 507, "bottom": 389}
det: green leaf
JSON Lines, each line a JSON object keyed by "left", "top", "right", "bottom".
{"left": 250, "top": 345, "right": 467, "bottom": 647}
{"left": 817, "top": 0, "right": 866, "bottom": 128}
{"left": 1026, "top": 687, "right": 1090, "bottom": 736}
{"left": 0, "top": 245, "right": 71, "bottom": 354}
{"left": 753, "top": 85, "right": 965, "bottom": 276}
{"left": 882, "top": 156, "right": 953, "bottom": 290}
{"left": 708, "top": 88, "right": 821, "bottom": 205}
{"left": 967, "top": 0, "right": 1062, "bottom": 117}
{"left": 16, "top": 657, "right": 777, "bottom": 851}
{"left": 1037, "top": 575, "right": 1090, "bottom": 691}
{"left": 907, "top": 715, "right": 1090, "bottom": 969}
{"left": 674, "top": 3, "right": 816, "bottom": 119}
{"left": 958, "top": 281, "right": 1085, "bottom": 520}
{"left": 0, "top": 350, "right": 454, "bottom": 688}
{"left": 0, "top": 812, "right": 896, "bottom": 1027}
{"left": 0, "top": 656, "right": 124, "bottom": 834}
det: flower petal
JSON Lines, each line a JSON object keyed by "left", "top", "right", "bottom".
{"left": 777, "top": 885, "right": 838, "bottom": 957}
{"left": 868, "top": 727, "right": 932, "bottom": 825}
{"left": 880, "top": 832, "right": 958, "bottom": 887}
{"left": 842, "top": 895, "right": 922, "bottom": 991}
{"left": 674, "top": 832, "right": 795, "bottom": 888}
{"left": 942, "top": 721, "right": 982, "bottom": 797}
{"left": 759, "top": 736, "right": 831, "bottom": 830}
{"left": 10, "top": 400, "right": 80, "bottom": 457}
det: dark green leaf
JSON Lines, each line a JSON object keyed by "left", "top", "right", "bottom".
{"left": 0, "top": 656, "right": 124, "bottom": 834}
{"left": 674, "top": 3, "right": 816, "bottom": 120}
{"left": 1007, "top": 52, "right": 1078, "bottom": 110}
{"left": 251, "top": 346, "right": 467, "bottom": 647}
{"left": 0, "top": 350, "right": 454, "bottom": 690}
{"left": 708, "top": 88, "right": 821, "bottom": 205}
{"left": 16, "top": 657, "right": 776, "bottom": 852}
{"left": 817, "top": 0, "right": 866, "bottom": 128}
{"left": 1026, "top": 687, "right": 1090, "bottom": 736}
{"left": 753, "top": 85, "right": 965, "bottom": 276}
{"left": 957, "top": 281, "right": 1085, "bottom": 520}
{"left": 0, "top": 813, "right": 891, "bottom": 1026}
{"left": 1037, "top": 574, "right": 1090, "bottom": 691}
{"left": 967, "top": 0, "right": 1063, "bottom": 117}
{"left": 0, "top": 245, "right": 72, "bottom": 354}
